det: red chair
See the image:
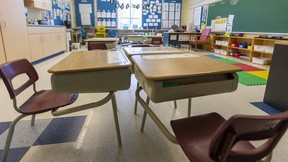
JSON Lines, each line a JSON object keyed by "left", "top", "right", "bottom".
{"left": 0, "top": 59, "right": 78, "bottom": 162}
{"left": 88, "top": 42, "right": 107, "bottom": 50}
{"left": 151, "top": 37, "right": 163, "bottom": 45}
{"left": 189, "top": 28, "right": 211, "bottom": 51}
{"left": 171, "top": 112, "right": 288, "bottom": 162}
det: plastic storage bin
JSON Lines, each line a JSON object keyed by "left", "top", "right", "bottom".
{"left": 252, "top": 57, "right": 271, "bottom": 65}
{"left": 254, "top": 45, "right": 264, "bottom": 51}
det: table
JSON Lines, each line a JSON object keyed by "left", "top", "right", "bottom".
{"left": 144, "top": 35, "right": 163, "bottom": 43}
{"left": 163, "top": 32, "right": 201, "bottom": 46}
{"left": 131, "top": 54, "right": 241, "bottom": 143}
{"left": 122, "top": 46, "right": 188, "bottom": 59}
{"left": 48, "top": 50, "right": 131, "bottom": 146}
{"left": 85, "top": 37, "right": 118, "bottom": 50}
{"left": 119, "top": 35, "right": 144, "bottom": 44}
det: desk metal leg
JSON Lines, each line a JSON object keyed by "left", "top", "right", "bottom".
{"left": 111, "top": 93, "right": 122, "bottom": 146}
{"left": 136, "top": 87, "right": 178, "bottom": 144}
{"left": 140, "top": 97, "right": 150, "bottom": 132}
{"left": 30, "top": 114, "right": 36, "bottom": 126}
{"left": 51, "top": 92, "right": 122, "bottom": 146}
{"left": 134, "top": 82, "right": 140, "bottom": 114}
{"left": 174, "top": 100, "right": 177, "bottom": 109}
{"left": 188, "top": 98, "right": 192, "bottom": 117}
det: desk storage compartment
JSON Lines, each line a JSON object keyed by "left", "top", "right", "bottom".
{"left": 51, "top": 68, "right": 131, "bottom": 93}
{"left": 134, "top": 67, "right": 239, "bottom": 103}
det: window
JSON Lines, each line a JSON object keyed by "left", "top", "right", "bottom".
{"left": 117, "top": 0, "right": 142, "bottom": 29}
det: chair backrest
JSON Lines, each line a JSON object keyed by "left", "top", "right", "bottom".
{"left": 151, "top": 37, "right": 163, "bottom": 45}
{"left": 209, "top": 111, "right": 288, "bottom": 162}
{"left": 88, "top": 42, "right": 107, "bottom": 50}
{"left": 0, "top": 59, "right": 38, "bottom": 99}
{"left": 199, "top": 28, "right": 211, "bottom": 42}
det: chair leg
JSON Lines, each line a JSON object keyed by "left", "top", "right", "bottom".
{"left": 134, "top": 82, "right": 140, "bottom": 114}
{"left": 2, "top": 114, "right": 27, "bottom": 162}
{"left": 111, "top": 93, "right": 122, "bottom": 146}
{"left": 263, "top": 151, "right": 273, "bottom": 162}
{"left": 188, "top": 98, "right": 192, "bottom": 117}
{"left": 31, "top": 114, "right": 36, "bottom": 126}
{"left": 140, "top": 96, "right": 150, "bottom": 132}
{"left": 174, "top": 100, "right": 177, "bottom": 109}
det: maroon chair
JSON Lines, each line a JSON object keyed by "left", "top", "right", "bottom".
{"left": 151, "top": 37, "right": 163, "bottom": 45}
{"left": 171, "top": 112, "right": 288, "bottom": 162}
{"left": 88, "top": 42, "right": 107, "bottom": 50}
{"left": 189, "top": 28, "right": 211, "bottom": 51}
{"left": 0, "top": 59, "right": 78, "bottom": 162}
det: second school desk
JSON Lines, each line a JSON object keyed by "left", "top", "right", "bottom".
{"left": 85, "top": 37, "right": 118, "bottom": 50}
{"left": 48, "top": 50, "right": 131, "bottom": 146}
{"left": 131, "top": 54, "right": 242, "bottom": 143}
{"left": 122, "top": 46, "right": 190, "bottom": 114}
{"left": 122, "top": 46, "right": 188, "bottom": 58}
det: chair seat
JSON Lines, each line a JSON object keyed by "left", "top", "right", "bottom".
{"left": 189, "top": 40, "right": 208, "bottom": 44}
{"left": 171, "top": 113, "right": 257, "bottom": 162}
{"left": 19, "top": 90, "right": 78, "bottom": 115}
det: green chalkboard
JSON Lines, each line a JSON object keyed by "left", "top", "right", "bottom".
{"left": 207, "top": 0, "right": 288, "bottom": 33}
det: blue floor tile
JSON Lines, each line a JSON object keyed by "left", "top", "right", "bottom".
{"left": 0, "top": 147, "right": 30, "bottom": 162}
{"left": 204, "top": 54, "right": 222, "bottom": 59}
{"left": 251, "top": 102, "right": 282, "bottom": 115}
{"left": 33, "top": 116, "right": 86, "bottom": 145}
{"left": 0, "top": 122, "right": 11, "bottom": 135}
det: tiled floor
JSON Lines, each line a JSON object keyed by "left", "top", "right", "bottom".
{"left": 0, "top": 47, "right": 287, "bottom": 162}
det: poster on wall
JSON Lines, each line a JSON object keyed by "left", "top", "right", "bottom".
{"left": 142, "top": 0, "right": 162, "bottom": 29}
{"left": 75, "top": 0, "right": 95, "bottom": 26}
{"left": 97, "top": 0, "right": 117, "bottom": 28}
{"left": 41, "top": 0, "right": 71, "bottom": 26}
{"left": 162, "top": 0, "right": 182, "bottom": 29}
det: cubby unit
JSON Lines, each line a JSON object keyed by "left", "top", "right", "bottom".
{"left": 212, "top": 36, "right": 229, "bottom": 56}
{"left": 211, "top": 35, "right": 288, "bottom": 65}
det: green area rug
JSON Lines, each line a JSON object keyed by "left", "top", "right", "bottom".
{"left": 215, "top": 58, "right": 239, "bottom": 64}
{"left": 205, "top": 54, "right": 268, "bottom": 86}
{"left": 237, "top": 72, "right": 267, "bottom": 86}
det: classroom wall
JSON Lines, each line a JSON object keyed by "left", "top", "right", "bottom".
{"left": 182, "top": 0, "right": 222, "bottom": 26}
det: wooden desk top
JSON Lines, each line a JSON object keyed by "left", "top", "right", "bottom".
{"left": 48, "top": 50, "right": 131, "bottom": 74}
{"left": 131, "top": 55, "right": 242, "bottom": 80}
{"left": 123, "top": 47, "right": 187, "bottom": 57}
{"left": 85, "top": 37, "right": 118, "bottom": 42}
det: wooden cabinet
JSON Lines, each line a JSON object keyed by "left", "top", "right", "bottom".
{"left": 24, "top": 0, "right": 52, "bottom": 11}
{"left": 0, "top": 0, "right": 31, "bottom": 62}
{"left": 0, "top": 30, "right": 6, "bottom": 64}
{"left": 51, "top": 29, "right": 66, "bottom": 54}
{"left": 28, "top": 26, "right": 66, "bottom": 61}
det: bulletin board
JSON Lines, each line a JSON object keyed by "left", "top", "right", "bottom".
{"left": 142, "top": 0, "right": 162, "bottom": 29}
{"left": 41, "top": 0, "right": 70, "bottom": 26}
{"left": 162, "top": 0, "right": 182, "bottom": 29}
{"left": 75, "top": 0, "right": 95, "bottom": 27}
{"left": 96, "top": 0, "right": 117, "bottom": 28}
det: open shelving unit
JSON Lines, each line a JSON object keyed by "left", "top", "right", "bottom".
{"left": 211, "top": 34, "right": 288, "bottom": 65}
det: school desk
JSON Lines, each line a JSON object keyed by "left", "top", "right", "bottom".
{"left": 122, "top": 46, "right": 188, "bottom": 58}
{"left": 85, "top": 37, "right": 118, "bottom": 49}
{"left": 131, "top": 54, "right": 241, "bottom": 143}
{"left": 122, "top": 46, "right": 191, "bottom": 115}
{"left": 48, "top": 50, "right": 131, "bottom": 146}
